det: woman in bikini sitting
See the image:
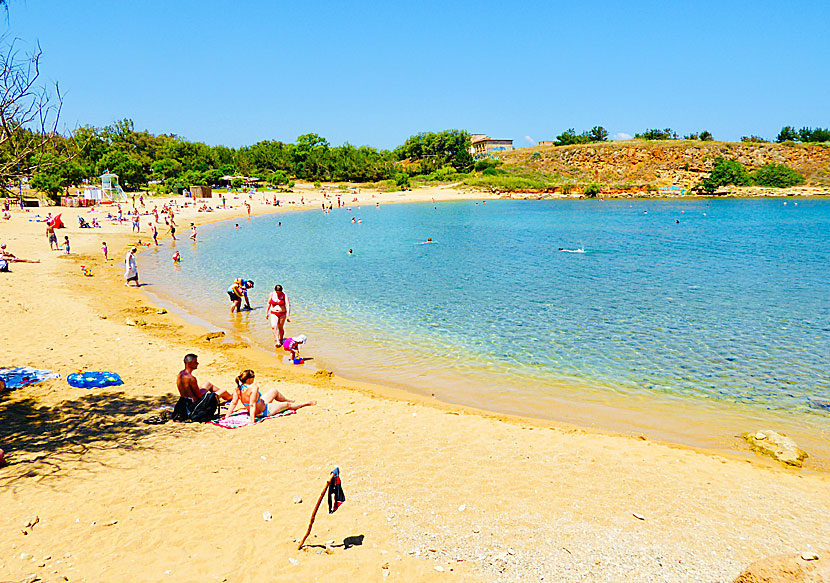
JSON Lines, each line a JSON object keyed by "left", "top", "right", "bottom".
{"left": 224, "top": 369, "right": 316, "bottom": 423}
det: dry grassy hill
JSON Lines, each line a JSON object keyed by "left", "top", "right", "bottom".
{"left": 495, "top": 140, "right": 830, "bottom": 191}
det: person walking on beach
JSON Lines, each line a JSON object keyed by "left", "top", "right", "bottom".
{"left": 189, "top": 222, "right": 197, "bottom": 241}
{"left": 102, "top": 241, "right": 108, "bottom": 261}
{"left": 228, "top": 278, "right": 254, "bottom": 313}
{"left": 149, "top": 222, "right": 158, "bottom": 246}
{"left": 224, "top": 369, "right": 315, "bottom": 423}
{"left": 169, "top": 223, "right": 176, "bottom": 240}
{"left": 266, "top": 284, "right": 290, "bottom": 346}
{"left": 124, "top": 247, "right": 139, "bottom": 287}
{"left": 46, "top": 223, "right": 58, "bottom": 250}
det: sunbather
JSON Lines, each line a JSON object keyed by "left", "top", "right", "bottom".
{"left": 224, "top": 369, "right": 315, "bottom": 423}
{"left": 0, "top": 244, "right": 40, "bottom": 263}
{"left": 176, "top": 353, "right": 233, "bottom": 403}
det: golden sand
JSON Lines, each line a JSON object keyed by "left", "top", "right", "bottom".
{"left": 1, "top": 185, "right": 828, "bottom": 582}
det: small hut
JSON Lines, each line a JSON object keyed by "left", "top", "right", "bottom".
{"left": 191, "top": 185, "right": 213, "bottom": 198}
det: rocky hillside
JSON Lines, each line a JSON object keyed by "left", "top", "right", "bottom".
{"left": 496, "top": 141, "right": 830, "bottom": 190}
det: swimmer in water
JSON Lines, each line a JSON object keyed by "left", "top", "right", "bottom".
{"left": 348, "top": 249, "right": 353, "bottom": 255}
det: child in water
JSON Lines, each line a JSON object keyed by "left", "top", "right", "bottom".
{"left": 282, "top": 335, "right": 307, "bottom": 361}
{"left": 172, "top": 251, "right": 181, "bottom": 264}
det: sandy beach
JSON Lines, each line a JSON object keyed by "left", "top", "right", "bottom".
{"left": 1, "top": 185, "right": 829, "bottom": 583}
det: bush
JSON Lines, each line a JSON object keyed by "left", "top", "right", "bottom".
{"left": 313, "top": 181, "right": 322, "bottom": 188}
{"left": 741, "top": 135, "right": 768, "bottom": 143}
{"left": 482, "top": 167, "right": 499, "bottom": 176}
{"left": 394, "top": 172, "right": 410, "bottom": 188}
{"left": 698, "top": 157, "right": 751, "bottom": 193}
{"left": 584, "top": 183, "right": 601, "bottom": 197}
{"left": 635, "top": 128, "right": 678, "bottom": 140}
{"left": 751, "top": 164, "right": 804, "bottom": 188}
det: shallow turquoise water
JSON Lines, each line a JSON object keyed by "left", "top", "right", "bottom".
{"left": 141, "top": 198, "right": 830, "bottom": 424}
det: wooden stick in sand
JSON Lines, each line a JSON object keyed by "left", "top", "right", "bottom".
{"left": 298, "top": 471, "right": 334, "bottom": 550}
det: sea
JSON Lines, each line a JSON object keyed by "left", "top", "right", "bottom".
{"left": 140, "top": 197, "right": 830, "bottom": 458}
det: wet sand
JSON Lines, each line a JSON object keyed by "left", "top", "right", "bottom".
{"left": 1, "top": 184, "right": 829, "bottom": 582}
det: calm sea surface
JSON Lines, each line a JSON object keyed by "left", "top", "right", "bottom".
{"left": 140, "top": 198, "right": 830, "bottom": 435}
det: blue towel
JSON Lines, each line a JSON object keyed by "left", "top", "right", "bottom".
{"left": 0, "top": 367, "right": 61, "bottom": 389}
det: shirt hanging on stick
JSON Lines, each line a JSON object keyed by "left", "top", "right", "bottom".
{"left": 328, "top": 467, "right": 346, "bottom": 513}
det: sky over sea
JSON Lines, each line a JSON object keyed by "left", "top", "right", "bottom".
{"left": 5, "top": 0, "right": 829, "bottom": 148}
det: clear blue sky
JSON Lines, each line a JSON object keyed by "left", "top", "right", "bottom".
{"left": 5, "top": 0, "right": 829, "bottom": 149}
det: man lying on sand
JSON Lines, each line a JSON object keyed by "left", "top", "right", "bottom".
{"left": 176, "top": 353, "right": 233, "bottom": 403}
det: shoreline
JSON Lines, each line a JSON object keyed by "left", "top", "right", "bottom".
{"left": 136, "top": 192, "right": 830, "bottom": 472}
{"left": 2, "top": 185, "right": 830, "bottom": 582}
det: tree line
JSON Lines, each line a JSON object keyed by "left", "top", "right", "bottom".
{"left": 13, "top": 123, "right": 475, "bottom": 199}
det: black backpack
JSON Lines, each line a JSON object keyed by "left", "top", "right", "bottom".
{"left": 171, "top": 391, "right": 220, "bottom": 423}
{"left": 171, "top": 396, "right": 193, "bottom": 422}
{"left": 189, "top": 391, "right": 220, "bottom": 422}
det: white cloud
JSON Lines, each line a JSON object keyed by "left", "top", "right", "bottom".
{"left": 613, "top": 132, "right": 632, "bottom": 141}
{"left": 524, "top": 135, "right": 535, "bottom": 145}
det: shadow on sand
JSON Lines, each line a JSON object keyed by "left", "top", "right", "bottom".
{"left": 0, "top": 390, "right": 184, "bottom": 485}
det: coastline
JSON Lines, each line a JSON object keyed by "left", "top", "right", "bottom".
{"left": 2, "top": 185, "right": 830, "bottom": 582}
{"left": 137, "top": 192, "right": 830, "bottom": 471}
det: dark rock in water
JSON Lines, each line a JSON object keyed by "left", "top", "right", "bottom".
{"left": 743, "top": 430, "right": 808, "bottom": 467}
{"left": 734, "top": 550, "right": 829, "bottom": 583}
{"left": 807, "top": 397, "right": 830, "bottom": 411}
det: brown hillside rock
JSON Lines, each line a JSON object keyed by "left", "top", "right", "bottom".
{"left": 734, "top": 551, "right": 829, "bottom": 583}
{"left": 500, "top": 141, "right": 830, "bottom": 189}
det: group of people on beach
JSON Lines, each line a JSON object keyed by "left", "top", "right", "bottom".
{"left": 176, "top": 353, "right": 315, "bottom": 424}
{"left": 228, "top": 278, "right": 307, "bottom": 360}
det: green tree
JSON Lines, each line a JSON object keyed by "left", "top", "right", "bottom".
{"left": 698, "top": 157, "right": 751, "bottom": 193}
{"left": 584, "top": 183, "right": 601, "bottom": 197}
{"left": 750, "top": 164, "right": 804, "bottom": 188}
{"left": 776, "top": 126, "right": 799, "bottom": 142}
{"left": 699, "top": 130, "right": 713, "bottom": 141}
{"left": 393, "top": 130, "right": 471, "bottom": 173}
{"left": 798, "top": 127, "right": 830, "bottom": 142}
{"left": 588, "top": 126, "right": 608, "bottom": 142}
{"left": 635, "top": 128, "right": 678, "bottom": 140}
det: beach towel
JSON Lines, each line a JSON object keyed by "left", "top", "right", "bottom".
{"left": 67, "top": 371, "right": 123, "bottom": 389}
{"left": 328, "top": 467, "right": 345, "bottom": 513}
{"left": 0, "top": 367, "right": 61, "bottom": 389}
{"left": 209, "top": 409, "right": 296, "bottom": 429}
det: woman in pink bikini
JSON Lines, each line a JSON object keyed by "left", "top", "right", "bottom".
{"left": 266, "top": 284, "right": 291, "bottom": 347}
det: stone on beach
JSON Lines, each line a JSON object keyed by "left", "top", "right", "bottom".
{"left": 734, "top": 551, "right": 828, "bottom": 583}
{"left": 743, "top": 430, "right": 808, "bottom": 467}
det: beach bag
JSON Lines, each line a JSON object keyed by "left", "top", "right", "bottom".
{"left": 171, "top": 396, "right": 194, "bottom": 422}
{"left": 189, "top": 391, "right": 220, "bottom": 423}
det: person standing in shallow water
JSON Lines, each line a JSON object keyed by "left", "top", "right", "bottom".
{"left": 266, "top": 284, "right": 290, "bottom": 346}
{"left": 124, "top": 247, "right": 139, "bottom": 286}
